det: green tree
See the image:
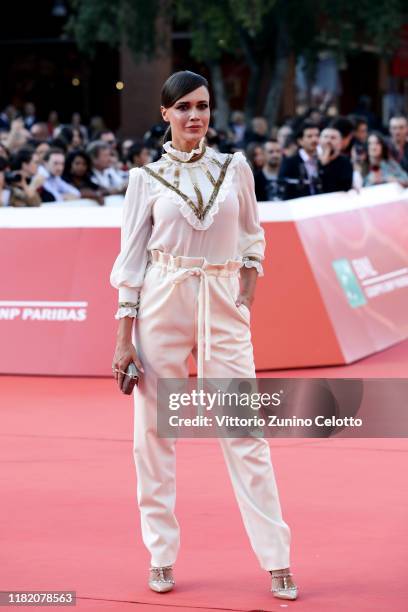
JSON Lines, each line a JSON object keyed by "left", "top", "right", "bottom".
{"left": 67, "top": 0, "right": 406, "bottom": 129}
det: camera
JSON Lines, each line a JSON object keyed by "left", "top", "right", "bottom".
{"left": 5, "top": 171, "right": 23, "bottom": 185}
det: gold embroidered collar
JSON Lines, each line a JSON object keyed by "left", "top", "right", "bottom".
{"left": 142, "top": 154, "right": 233, "bottom": 222}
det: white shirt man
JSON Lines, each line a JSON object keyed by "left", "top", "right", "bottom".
{"left": 41, "top": 149, "right": 80, "bottom": 202}
{"left": 88, "top": 141, "right": 127, "bottom": 194}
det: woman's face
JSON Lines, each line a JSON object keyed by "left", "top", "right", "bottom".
{"left": 368, "top": 135, "right": 382, "bottom": 161}
{"left": 71, "top": 156, "right": 88, "bottom": 177}
{"left": 72, "top": 129, "right": 82, "bottom": 148}
{"left": 253, "top": 146, "right": 265, "bottom": 169}
{"left": 161, "top": 85, "right": 210, "bottom": 146}
{"left": 34, "top": 143, "right": 50, "bottom": 163}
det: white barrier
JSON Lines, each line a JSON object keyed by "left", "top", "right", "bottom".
{"left": 1, "top": 184, "right": 407, "bottom": 229}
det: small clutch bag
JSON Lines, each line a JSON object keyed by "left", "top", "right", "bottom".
{"left": 120, "top": 362, "right": 142, "bottom": 395}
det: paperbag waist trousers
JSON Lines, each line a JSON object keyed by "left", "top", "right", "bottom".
{"left": 131, "top": 249, "right": 291, "bottom": 570}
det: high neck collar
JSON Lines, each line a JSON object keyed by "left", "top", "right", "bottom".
{"left": 163, "top": 137, "right": 206, "bottom": 162}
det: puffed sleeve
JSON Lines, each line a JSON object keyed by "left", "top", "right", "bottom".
{"left": 110, "top": 167, "right": 153, "bottom": 311}
{"left": 236, "top": 153, "right": 266, "bottom": 276}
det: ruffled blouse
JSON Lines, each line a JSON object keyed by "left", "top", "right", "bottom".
{"left": 110, "top": 137, "right": 265, "bottom": 313}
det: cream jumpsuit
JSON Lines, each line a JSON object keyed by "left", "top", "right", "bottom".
{"left": 110, "top": 138, "right": 291, "bottom": 571}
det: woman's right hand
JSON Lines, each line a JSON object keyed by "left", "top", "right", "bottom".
{"left": 112, "top": 339, "right": 144, "bottom": 390}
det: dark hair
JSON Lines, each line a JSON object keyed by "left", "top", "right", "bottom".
{"left": 282, "top": 133, "right": 297, "bottom": 150}
{"left": 127, "top": 141, "right": 148, "bottom": 164}
{"left": 368, "top": 131, "right": 391, "bottom": 161}
{"left": 49, "top": 138, "right": 67, "bottom": 153}
{"left": 59, "top": 125, "right": 83, "bottom": 145}
{"left": 161, "top": 70, "right": 209, "bottom": 144}
{"left": 350, "top": 115, "right": 368, "bottom": 129}
{"left": 10, "top": 147, "right": 35, "bottom": 170}
{"left": 305, "top": 107, "right": 320, "bottom": 117}
{"left": 295, "top": 121, "right": 320, "bottom": 141}
{"left": 59, "top": 126, "right": 73, "bottom": 144}
{"left": 43, "top": 147, "right": 65, "bottom": 162}
{"left": 63, "top": 150, "right": 92, "bottom": 179}
{"left": 330, "top": 116, "right": 355, "bottom": 138}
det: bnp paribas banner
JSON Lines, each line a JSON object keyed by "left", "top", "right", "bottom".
{"left": 0, "top": 183, "right": 408, "bottom": 375}
{"left": 0, "top": 219, "right": 120, "bottom": 376}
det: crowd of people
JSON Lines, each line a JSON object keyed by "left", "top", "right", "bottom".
{"left": 0, "top": 101, "right": 407, "bottom": 207}
{"left": 250, "top": 113, "right": 408, "bottom": 201}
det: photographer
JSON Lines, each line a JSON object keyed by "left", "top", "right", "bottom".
{"left": 7, "top": 148, "right": 43, "bottom": 207}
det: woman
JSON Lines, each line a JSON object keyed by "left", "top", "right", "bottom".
{"left": 364, "top": 132, "right": 408, "bottom": 187}
{"left": 245, "top": 142, "right": 266, "bottom": 173}
{"left": 58, "top": 126, "right": 84, "bottom": 152}
{"left": 70, "top": 112, "right": 89, "bottom": 144}
{"left": 110, "top": 71, "right": 298, "bottom": 601}
{"left": 63, "top": 150, "right": 105, "bottom": 205}
{"left": 8, "top": 147, "right": 43, "bottom": 207}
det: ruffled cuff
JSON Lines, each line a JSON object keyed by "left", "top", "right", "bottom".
{"left": 114, "top": 297, "right": 140, "bottom": 320}
{"left": 115, "top": 306, "right": 138, "bottom": 320}
{"left": 242, "top": 257, "right": 264, "bottom": 277}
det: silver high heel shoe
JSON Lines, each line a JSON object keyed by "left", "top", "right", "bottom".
{"left": 148, "top": 565, "right": 175, "bottom": 593}
{"left": 270, "top": 568, "right": 298, "bottom": 600}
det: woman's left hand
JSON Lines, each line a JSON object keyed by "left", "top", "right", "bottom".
{"left": 236, "top": 294, "right": 253, "bottom": 310}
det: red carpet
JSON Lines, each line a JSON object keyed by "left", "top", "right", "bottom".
{"left": 1, "top": 340, "right": 408, "bottom": 611}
